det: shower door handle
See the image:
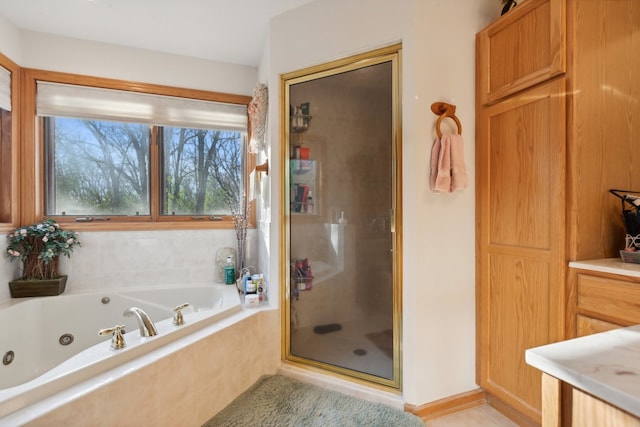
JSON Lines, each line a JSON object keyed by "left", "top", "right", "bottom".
{"left": 390, "top": 208, "right": 395, "bottom": 253}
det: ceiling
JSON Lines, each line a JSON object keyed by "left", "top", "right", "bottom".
{"left": 0, "top": 0, "right": 316, "bottom": 66}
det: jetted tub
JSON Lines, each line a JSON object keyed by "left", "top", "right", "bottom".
{"left": 0, "top": 284, "right": 242, "bottom": 419}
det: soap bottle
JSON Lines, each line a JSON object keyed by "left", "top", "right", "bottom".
{"left": 257, "top": 274, "right": 266, "bottom": 303}
{"left": 306, "top": 191, "right": 314, "bottom": 214}
{"left": 224, "top": 256, "right": 235, "bottom": 285}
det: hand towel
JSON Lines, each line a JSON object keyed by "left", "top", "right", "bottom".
{"left": 430, "top": 137, "right": 450, "bottom": 192}
{"left": 449, "top": 134, "right": 468, "bottom": 191}
{"left": 429, "top": 134, "right": 468, "bottom": 193}
{"left": 429, "top": 137, "right": 441, "bottom": 191}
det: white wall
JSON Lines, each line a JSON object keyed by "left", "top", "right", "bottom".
{"left": 18, "top": 30, "right": 257, "bottom": 95}
{"left": 267, "top": 0, "right": 498, "bottom": 406}
{"left": 0, "top": 14, "right": 21, "bottom": 63}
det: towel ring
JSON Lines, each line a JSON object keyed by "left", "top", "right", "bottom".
{"left": 431, "top": 102, "right": 462, "bottom": 138}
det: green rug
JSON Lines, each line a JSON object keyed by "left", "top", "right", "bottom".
{"left": 202, "top": 375, "right": 424, "bottom": 427}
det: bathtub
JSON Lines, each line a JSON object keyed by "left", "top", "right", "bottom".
{"left": 0, "top": 283, "right": 242, "bottom": 419}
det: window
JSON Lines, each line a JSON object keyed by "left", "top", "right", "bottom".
{"left": 23, "top": 73, "right": 253, "bottom": 229}
{"left": 45, "top": 118, "right": 152, "bottom": 216}
{"left": 161, "top": 127, "right": 243, "bottom": 215}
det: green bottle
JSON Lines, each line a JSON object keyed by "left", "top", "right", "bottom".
{"left": 224, "top": 256, "right": 235, "bottom": 285}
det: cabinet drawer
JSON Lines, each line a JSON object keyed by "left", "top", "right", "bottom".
{"left": 577, "top": 274, "right": 640, "bottom": 326}
{"left": 476, "top": 0, "right": 565, "bottom": 104}
{"left": 576, "top": 315, "right": 621, "bottom": 337}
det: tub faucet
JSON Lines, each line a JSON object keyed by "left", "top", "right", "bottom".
{"left": 123, "top": 307, "right": 158, "bottom": 337}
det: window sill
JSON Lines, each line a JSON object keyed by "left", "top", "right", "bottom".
{"left": 44, "top": 220, "right": 253, "bottom": 232}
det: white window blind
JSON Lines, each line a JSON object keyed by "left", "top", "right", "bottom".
{"left": 0, "top": 66, "right": 11, "bottom": 111}
{"left": 36, "top": 81, "right": 247, "bottom": 131}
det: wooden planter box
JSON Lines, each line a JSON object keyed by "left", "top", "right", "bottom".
{"left": 8, "top": 275, "right": 67, "bottom": 298}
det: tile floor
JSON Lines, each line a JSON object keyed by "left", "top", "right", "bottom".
{"left": 290, "top": 315, "right": 394, "bottom": 379}
{"left": 425, "top": 405, "right": 517, "bottom": 426}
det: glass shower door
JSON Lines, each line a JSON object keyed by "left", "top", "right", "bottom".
{"left": 283, "top": 46, "right": 401, "bottom": 388}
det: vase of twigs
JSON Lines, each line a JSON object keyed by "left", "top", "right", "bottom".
{"left": 228, "top": 194, "right": 250, "bottom": 279}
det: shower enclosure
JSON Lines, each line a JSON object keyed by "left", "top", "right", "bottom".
{"left": 282, "top": 45, "right": 402, "bottom": 388}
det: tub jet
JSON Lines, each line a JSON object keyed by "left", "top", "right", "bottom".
{"left": 59, "top": 334, "right": 74, "bottom": 346}
{"left": 3, "top": 350, "right": 14, "bottom": 365}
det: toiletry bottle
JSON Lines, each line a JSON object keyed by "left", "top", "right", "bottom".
{"left": 246, "top": 274, "right": 259, "bottom": 294}
{"left": 338, "top": 211, "right": 347, "bottom": 224}
{"left": 257, "top": 274, "right": 266, "bottom": 303}
{"left": 224, "top": 256, "right": 235, "bottom": 285}
{"left": 306, "top": 191, "right": 314, "bottom": 214}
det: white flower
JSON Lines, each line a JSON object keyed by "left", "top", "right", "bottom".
{"left": 20, "top": 229, "right": 27, "bottom": 236}
{"left": 42, "top": 236, "right": 49, "bottom": 243}
{"left": 36, "top": 224, "right": 43, "bottom": 229}
{"left": 8, "top": 249, "right": 20, "bottom": 257}
{"left": 48, "top": 226, "right": 55, "bottom": 232}
{"left": 66, "top": 238, "right": 74, "bottom": 245}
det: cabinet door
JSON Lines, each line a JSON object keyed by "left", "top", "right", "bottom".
{"left": 476, "top": 0, "right": 565, "bottom": 105}
{"left": 572, "top": 388, "right": 640, "bottom": 427}
{"left": 476, "top": 78, "right": 566, "bottom": 423}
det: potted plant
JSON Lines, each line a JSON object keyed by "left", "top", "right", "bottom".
{"left": 6, "top": 219, "right": 81, "bottom": 297}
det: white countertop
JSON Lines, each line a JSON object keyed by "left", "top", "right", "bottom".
{"left": 526, "top": 325, "right": 640, "bottom": 417}
{"left": 569, "top": 258, "right": 640, "bottom": 278}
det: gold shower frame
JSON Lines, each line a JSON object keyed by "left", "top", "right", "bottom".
{"left": 280, "top": 44, "right": 403, "bottom": 390}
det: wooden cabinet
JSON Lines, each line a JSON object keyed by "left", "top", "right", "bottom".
{"left": 476, "top": 0, "right": 565, "bottom": 105}
{"left": 576, "top": 272, "right": 640, "bottom": 337}
{"left": 477, "top": 0, "right": 640, "bottom": 424}
{"left": 476, "top": 75, "right": 567, "bottom": 424}
{"left": 542, "top": 374, "right": 640, "bottom": 427}
{"left": 576, "top": 315, "right": 619, "bottom": 337}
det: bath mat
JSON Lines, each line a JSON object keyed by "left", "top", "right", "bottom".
{"left": 202, "top": 375, "right": 423, "bottom": 427}
{"left": 313, "top": 323, "right": 342, "bottom": 334}
{"left": 366, "top": 329, "right": 394, "bottom": 359}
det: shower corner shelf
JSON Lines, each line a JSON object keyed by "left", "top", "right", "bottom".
{"left": 290, "top": 159, "right": 318, "bottom": 215}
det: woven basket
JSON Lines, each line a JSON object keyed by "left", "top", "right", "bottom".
{"left": 610, "top": 189, "right": 640, "bottom": 249}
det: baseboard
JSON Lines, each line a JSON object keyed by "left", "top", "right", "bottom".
{"left": 404, "top": 388, "right": 486, "bottom": 421}
{"left": 485, "top": 393, "right": 539, "bottom": 427}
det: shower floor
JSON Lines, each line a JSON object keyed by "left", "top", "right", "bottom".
{"left": 290, "top": 315, "right": 394, "bottom": 380}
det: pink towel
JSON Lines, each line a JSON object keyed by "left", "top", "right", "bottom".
{"left": 430, "top": 134, "right": 468, "bottom": 193}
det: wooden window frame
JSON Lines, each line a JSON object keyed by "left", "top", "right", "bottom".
{"left": 0, "top": 52, "right": 20, "bottom": 233}
{"left": 21, "top": 68, "right": 255, "bottom": 231}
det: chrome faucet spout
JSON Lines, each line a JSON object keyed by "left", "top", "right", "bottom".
{"left": 123, "top": 307, "right": 158, "bottom": 337}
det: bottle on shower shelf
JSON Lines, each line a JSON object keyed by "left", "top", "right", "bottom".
{"left": 306, "top": 191, "right": 314, "bottom": 214}
{"left": 338, "top": 211, "right": 347, "bottom": 225}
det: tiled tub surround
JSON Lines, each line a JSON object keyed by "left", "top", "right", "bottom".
{"left": 0, "top": 284, "right": 242, "bottom": 417}
{"left": 2, "top": 307, "right": 280, "bottom": 426}
{"left": 0, "top": 228, "right": 259, "bottom": 302}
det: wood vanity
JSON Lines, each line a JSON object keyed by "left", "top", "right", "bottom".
{"left": 527, "top": 260, "right": 640, "bottom": 426}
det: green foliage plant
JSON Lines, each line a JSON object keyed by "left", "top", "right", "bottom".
{"left": 6, "top": 219, "right": 81, "bottom": 280}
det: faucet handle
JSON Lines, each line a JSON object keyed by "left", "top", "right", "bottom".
{"left": 172, "top": 303, "right": 190, "bottom": 326}
{"left": 99, "top": 324, "right": 127, "bottom": 349}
